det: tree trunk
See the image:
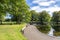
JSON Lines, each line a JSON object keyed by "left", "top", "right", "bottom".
{"left": 16, "top": 15, "right": 21, "bottom": 24}
{"left": 0, "top": 20, "right": 2, "bottom": 25}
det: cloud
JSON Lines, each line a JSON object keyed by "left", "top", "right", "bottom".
{"left": 33, "top": 0, "right": 48, "bottom": 2}
{"left": 31, "top": 0, "right": 60, "bottom": 11}
{"left": 30, "top": 6, "right": 41, "bottom": 12}
{"left": 42, "top": 5, "right": 60, "bottom": 12}
{"left": 32, "top": 0, "right": 55, "bottom": 6}
{"left": 38, "top": 2, "right": 50, "bottom": 6}
{"left": 55, "top": 0, "right": 60, "bottom": 1}
{"left": 31, "top": 5, "right": 60, "bottom": 12}
{"left": 31, "top": 5, "right": 60, "bottom": 16}
{"left": 28, "top": 0, "right": 60, "bottom": 16}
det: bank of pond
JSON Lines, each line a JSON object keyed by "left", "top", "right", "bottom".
{"left": 36, "top": 24, "right": 60, "bottom": 38}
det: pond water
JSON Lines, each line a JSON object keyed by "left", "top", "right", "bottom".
{"left": 34, "top": 24, "right": 60, "bottom": 38}
{"left": 48, "top": 28, "right": 60, "bottom": 38}
{"left": 48, "top": 28, "right": 54, "bottom": 36}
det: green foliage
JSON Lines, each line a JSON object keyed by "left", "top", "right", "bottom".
{"left": 0, "top": 15, "right": 5, "bottom": 21}
{"left": 0, "top": 15, "right": 5, "bottom": 24}
{"left": 0, "top": 0, "right": 7, "bottom": 24}
{"left": 30, "top": 10, "right": 39, "bottom": 21}
{"left": 39, "top": 11, "right": 51, "bottom": 25}
{"left": 37, "top": 24, "right": 51, "bottom": 33}
{"left": 52, "top": 11, "right": 60, "bottom": 32}
{"left": 21, "top": 11, "right": 31, "bottom": 23}
{"left": 2, "top": 22, "right": 16, "bottom": 25}
{"left": 0, "top": 0, "right": 30, "bottom": 24}
{"left": 37, "top": 11, "right": 51, "bottom": 33}
{"left": 9, "top": 0, "right": 30, "bottom": 23}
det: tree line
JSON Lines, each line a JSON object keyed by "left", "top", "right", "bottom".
{"left": 0, "top": 0, "right": 60, "bottom": 32}
{"left": 30, "top": 10, "right": 60, "bottom": 32}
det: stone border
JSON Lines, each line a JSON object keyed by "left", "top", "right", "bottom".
{"left": 21, "top": 24, "right": 30, "bottom": 34}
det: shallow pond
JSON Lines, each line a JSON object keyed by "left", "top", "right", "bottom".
{"left": 48, "top": 28, "right": 60, "bottom": 38}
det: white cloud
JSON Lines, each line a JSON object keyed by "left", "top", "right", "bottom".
{"left": 42, "top": 5, "right": 60, "bottom": 12}
{"left": 32, "top": 0, "right": 55, "bottom": 6}
{"left": 49, "top": 1, "right": 55, "bottom": 3}
{"left": 32, "top": 0, "right": 49, "bottom": 4}
{"left": 30, "top": 6, "right": 41, "bottom": 12}
{"left": 39, "top": 1, "right": 55, "bottom": 6}
{"left": 30, "top": 5, "right": 60, "bottom": 16}
{"left": 32, "top": 1, "right": 39, "bottom": 3}
{"left": 55, "top": 0, "right": 60, "bottom": 1}
{"left": 31, "top": 6, "right": 39, "bottom": 10}
{"left": 33, "top": 0, "right": 48, "bottom": 2}
{"left": 31, "top": 0, "right": 60, "bottom": 16}
{"left": 31, "top": 5, "right": 60, "bottom": 12}
{"left": 39, "top": 2, "right": 50, "bottom": 6}
{"left": 41, "top": 5, "right": 60, "bottom": 16}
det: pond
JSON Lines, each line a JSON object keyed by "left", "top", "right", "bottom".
{"left": 48, "top": 27, "right": 60, "bottom": 38}
{"left": 48, "top": 28, "right": 54, "bottom": 36}
{"left": 34, "top": 24, "right": 60, "bottom": 38}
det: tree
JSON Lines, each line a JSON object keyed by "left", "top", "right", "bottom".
{"left": 0, "top": 0, "right": 7, "bottom": 24}
{"left": 0, "top": 15, "right": 5, "bottom": 24}
{"left": 0, "top": 0, "right": 31, "bottom": 24}
{"left": 29, "top": 10, "right": 39, "bottom": 24}
{"left": 5, "top": 0, "right": 31, "bottom": 23}
{"left": 30, "top": 10, "right": 39, "bottom": 21}
{"left": 38, "top": 11, "right": 51, "bottom": 33}
{"left": 39, "top": 11, "right": 51, "bottom": 25}
{"left": 52, "top": 11, "right": 60, "bottom": 32}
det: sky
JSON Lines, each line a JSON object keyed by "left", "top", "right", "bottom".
{"left": 26, "top": 0, "right": 60, "bottom": 16}
{"left": 5, "top": 13, "right": 11, "bottom": 19}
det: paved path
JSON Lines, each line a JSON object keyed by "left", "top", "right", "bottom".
{"left": 24, "top": 25, "right": 60, "bottom": 40}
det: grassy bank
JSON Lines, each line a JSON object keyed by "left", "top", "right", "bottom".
{"left": 54, "top": 32, "right": 60, "bottom": 36}
{"left": 0, "top": 23, "right": 27, "bottom": 40}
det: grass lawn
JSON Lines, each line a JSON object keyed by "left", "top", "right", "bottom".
{"left": 0, "top": 23, "right": 27, "bottom": 40}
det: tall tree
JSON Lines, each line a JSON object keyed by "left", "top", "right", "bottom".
{"left": 39, "top": 11, "right": 51, "bottom": 25}
{"left": 38, "top": 11, "right": 51, "bottom": 33}
{"left": 0, "top": 0, "right": 7, "bottom": 24}
{"left": 52, "top": 11, "right": 60, "bottom": 32}
{"left": 30, "top": 10, "right": 39, "bottom": 21}
{"left": 6, "top": 0, "right": 31, "bottom": 23}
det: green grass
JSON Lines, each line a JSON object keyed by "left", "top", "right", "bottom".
{"left": 54, "top": 32, "right": 60, "bottom": 36}
{"left": 0, "top": 23, "right": 27, "bottom": 40}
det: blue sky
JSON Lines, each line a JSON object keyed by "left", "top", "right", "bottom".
{"left": 26, "top": 0, "right": 60, "bottom": 16}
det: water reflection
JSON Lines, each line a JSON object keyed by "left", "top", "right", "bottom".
{"left": 36, "top": 23, "right": 60, "bottom": 37}
{"left": 48, "top": 28, "right": 54, "bottom": 36}
{"left": 48, "top": 27, "right": 60, "bottom": 38}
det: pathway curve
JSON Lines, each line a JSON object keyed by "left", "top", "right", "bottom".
{"left": 24, "top": 25, "right": 60, "bottom": 40}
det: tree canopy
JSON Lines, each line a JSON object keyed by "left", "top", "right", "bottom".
{"left": 0, "top": 0, "right": 31, "bottom": 24}
{"left": 52, "top": 11, "right": 60, "bottom": 32}
{"left": 39, "top": 11, "right": 51, "bottom": 25}
{"left": 30, "top": 10, "right": 39, "bottom": 21}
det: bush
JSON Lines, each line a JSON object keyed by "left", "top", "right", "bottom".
{"left": 2, "top": 22, "right": 16, "bottom": 25}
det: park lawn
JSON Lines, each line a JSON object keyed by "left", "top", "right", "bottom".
{"left": 0, "top": 24, "right": 27, "bottom": 40}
